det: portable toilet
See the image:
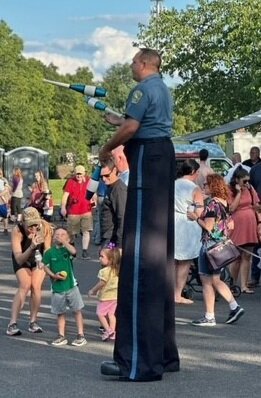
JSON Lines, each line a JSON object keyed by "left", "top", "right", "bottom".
{"left": 0, "top": 148, "right": 4, "bottom": 171}
{"left": 4, "top": 147, "right": 49, "bottom": 205}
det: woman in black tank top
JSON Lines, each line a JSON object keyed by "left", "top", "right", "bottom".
{"left": 6, "top": 207, "right": 52, "bottom": 336}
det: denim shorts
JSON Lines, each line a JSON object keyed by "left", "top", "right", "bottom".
{"left": 198, "top": 244, "right": 221, "bottom": 276}
{"left": 51, "top": 286, "right": 84, "bottom": 314}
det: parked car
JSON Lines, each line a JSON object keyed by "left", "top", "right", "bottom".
{"left": 173, "top": 140, "right": 233, "bottom": 178}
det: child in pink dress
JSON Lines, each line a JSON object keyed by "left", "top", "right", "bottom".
{"left": 88, "top": 244, "right": 120, "bottom": 341}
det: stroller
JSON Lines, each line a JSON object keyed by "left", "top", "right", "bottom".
{"left": 182, "top": 258, "right": 241, "bottom": 300}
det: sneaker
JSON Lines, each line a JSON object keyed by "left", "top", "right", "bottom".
{"left": 109, "top": 332, "right": 116, "bottom": 341}
{"left": 52, "top": 335, "right": 68, "bottom": 346}
{"left": 102, "top": 330, "right": 115, "bottom": 341}
{"left": 98, "top": 326, "right": 105, "bottom": 333}
{"left": 6, "top": 323, "right": 22, "bottom": 336}
{"left": 28, "top": 321, "right": 43, "bottom": 333}
{"left": 192, "top": 316, "right": 216, "bottom": 327}
{"left": 82, "top": 250, "right": 91, "bottom": 260}
{"left": 71, "top": 334, "right": 87, "bottom": 347}
{"left": 225, "top": 306, "right": 244, "bottom": 324}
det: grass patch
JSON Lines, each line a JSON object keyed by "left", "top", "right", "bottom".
{"left": 49, "top": 179, "right": 66, "bottom": 205}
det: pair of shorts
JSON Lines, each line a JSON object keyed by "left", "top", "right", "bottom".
{"left": 11, "top": 197, "right": 22, "bottom": 216}
{"left": 0, "top": 204, "right": 8, "bottom": 218}
{"left": 198, "top": 245, "right": 221, "bottom": 276}
{"left": 96, "top": 300, "right": 117, "bottom": 316}
{"left": 67, "top": 213, "right": 93, "bottom": 235}
{"left": 51, "top": 286, "right": 84, "bottom": 314}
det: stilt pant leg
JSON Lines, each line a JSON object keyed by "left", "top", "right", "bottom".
{"left": 114, "top": 138, "right": 180, "bottom": 381}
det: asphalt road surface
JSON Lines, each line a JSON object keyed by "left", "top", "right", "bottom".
{"left": 0, "top": 227, "right": 261, "bottom": 398}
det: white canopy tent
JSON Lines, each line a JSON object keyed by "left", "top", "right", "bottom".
{"left": 183, "top": 109, "right": 261, "bottom": 143}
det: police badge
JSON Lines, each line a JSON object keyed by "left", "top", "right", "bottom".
{"left": 131, "top": 90, "right": 143, "bottom": 104}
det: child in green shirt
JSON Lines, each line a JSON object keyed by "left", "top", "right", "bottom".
{"left": 43, "top": 227, "right": 87, "bottom": 347}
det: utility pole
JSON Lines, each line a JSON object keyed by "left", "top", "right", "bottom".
{"left": 150, "top": 1, "right": 166, "bottom": 50}
{"left": 150, "top": 0, "right": 165, "bottom": 18}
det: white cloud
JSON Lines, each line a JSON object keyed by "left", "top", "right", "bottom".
{"left": 23, "top": 51, "right": 102, "bottom": 80}
{"left": 23, "top": 26, "right": 137, "bottom": 80}
{"left": 69, "top": 13, "right": 148, "bottom": 24}
{"left": 91, "top": 26, "right": 137, "bottom": 70}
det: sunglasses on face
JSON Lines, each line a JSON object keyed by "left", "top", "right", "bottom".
{"left": 242, "top": 179, "right": 250, "bottom": 184}
{"left": 101, "top": 170, "right": 113, "bottom": 179}
{"left": 76, "top": 173, "right": 83, "bottom": 176}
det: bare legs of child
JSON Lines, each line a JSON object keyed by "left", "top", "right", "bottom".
{"left": 98, "top": 313, "right": 116, "bottom": 341}
{"left": 52, "top": 311, "right": 87, "bottom": 346}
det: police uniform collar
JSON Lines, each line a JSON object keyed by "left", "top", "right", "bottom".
{"left": 141, "top": 73, "right": 160, "bottom": 83}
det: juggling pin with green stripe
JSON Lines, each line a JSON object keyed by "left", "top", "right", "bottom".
{"left": 43, "top": 79, "right": 107, "bottom": 97}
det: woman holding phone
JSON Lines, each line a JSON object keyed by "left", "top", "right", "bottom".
{"left": 228, "top": 166, "right": 261, "bottom": 293}
{"left": 6, "top": 207, "right": 52, "bottom": 336}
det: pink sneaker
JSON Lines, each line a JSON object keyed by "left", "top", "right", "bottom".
{"left": 101, "top": 329, "right": 114, "bottom": 341}
{"left": 109, "top": 332, "right": 116, "bottom": 341}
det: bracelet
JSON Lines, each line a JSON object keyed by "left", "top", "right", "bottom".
{"left": 196, "top": 217, "right": 200, "bottom": 223}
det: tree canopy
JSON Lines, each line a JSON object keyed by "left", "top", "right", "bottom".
{"left": 1, "top": 0, "right": 260, "bottom": 174}
{"left": 0, "top": 21, "right": 126, "bottom": 174}
{"left": 137, "top": 0, "right": 261, "bottom": 134}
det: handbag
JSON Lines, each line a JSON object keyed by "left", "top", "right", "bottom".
{"left": 206, "top": 238, "right": 240, "bottom": 271}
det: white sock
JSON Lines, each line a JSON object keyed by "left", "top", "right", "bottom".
{"left": 205, "top": 312, "right": 215, "bottom": 320}
{"left": 229, "top": 301, "right": 238, "bottom": 311}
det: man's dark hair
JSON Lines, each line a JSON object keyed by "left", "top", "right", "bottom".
{"left": 180, "top": 159, "right": 200, "bottom": 177}
{"left": 101, "top": 157, "right": 115, "bottom": 170}
{"left": 199, "top": 149, "right": 209, "bottom": 161}
{"left": 138, "top": 48, "right": 161, "bottom": 70}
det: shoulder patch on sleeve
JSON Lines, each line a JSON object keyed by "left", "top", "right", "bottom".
{"left": 131, "top": 90, "right": 143, "bottom": 104}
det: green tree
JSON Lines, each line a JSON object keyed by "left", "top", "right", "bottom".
{"left": 103, "top": 63, "right": 135, "bottom": 113}
{"left": 137, "top": 0, "right": 261, "bottom": 134}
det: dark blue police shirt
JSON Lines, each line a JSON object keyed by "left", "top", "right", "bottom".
{"left": 125, "top": 73, "right": 173, "bottom": 139}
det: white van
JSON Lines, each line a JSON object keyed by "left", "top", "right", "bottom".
{"left": 173, "top": 140, "right": 233, "bottom": 177}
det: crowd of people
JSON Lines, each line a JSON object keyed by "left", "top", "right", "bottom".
{"left": 1, "top": 48, "right": 261, "bottom": 383}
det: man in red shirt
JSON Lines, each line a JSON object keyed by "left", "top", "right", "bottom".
{"left": 60, "top": 165, "right": 93, "bottom": 259}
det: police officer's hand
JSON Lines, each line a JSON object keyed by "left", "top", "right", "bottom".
{"left": 105, "top": 114, "right": 123, "bottom": 126}
{"left": 99, "top": 146, "right": 112, "bottom": 164}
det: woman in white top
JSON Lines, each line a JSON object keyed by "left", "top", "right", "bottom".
{"left": 175, "top": 159, "right": 203, "bottom": 304}
{"left": 11, "top": 167, "right": 24, "bottom": 222}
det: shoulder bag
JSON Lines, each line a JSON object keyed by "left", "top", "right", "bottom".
{"left": 206, "top": 238, "right": 240, "bottom": 271}
{"left": 206, "top": 201, "right": 240, "bottom": 271}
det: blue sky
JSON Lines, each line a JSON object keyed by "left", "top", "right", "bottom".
{"left": 1, "top": 0, "right": 196, "bottom": 80}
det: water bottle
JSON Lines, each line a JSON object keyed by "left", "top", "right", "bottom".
{"left": 35, "top": 249, "right": 43, "bottom": 269}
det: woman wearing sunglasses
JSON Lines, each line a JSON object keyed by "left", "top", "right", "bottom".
{"left": 6, "top": 207, "right": 52, "bottom": 336}
{"left": 228, "top": 166, "right": 261, "bottom": 294}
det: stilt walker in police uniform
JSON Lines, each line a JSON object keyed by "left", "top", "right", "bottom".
{"left": 99, "top": 48, "right": 180, "bottom": 382}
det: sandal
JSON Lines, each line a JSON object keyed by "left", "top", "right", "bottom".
{"left": 242, "top": 288, "right": 255, "bottom": 294}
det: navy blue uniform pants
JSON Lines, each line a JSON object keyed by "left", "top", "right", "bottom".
{"left": 114, "top": 137, "right": 180, "bottom": 381}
